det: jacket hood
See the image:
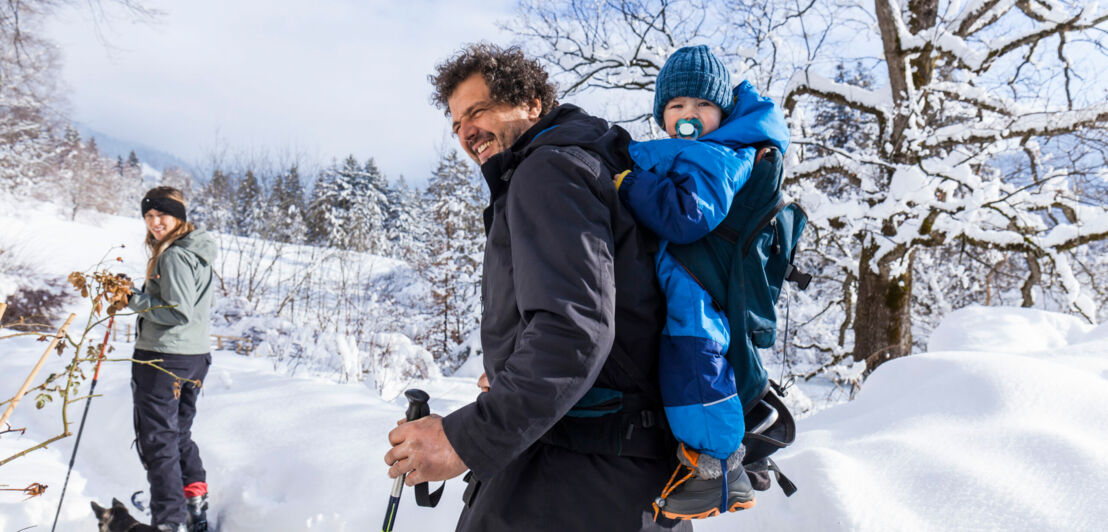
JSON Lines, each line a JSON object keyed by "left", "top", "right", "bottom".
{"left": 481, "top": 104, "right": 632, "bottom": 197}
{"left": 701, "top": 80, "right": 790, "bottom": 153}
{"left": 173, "top": 229, "right": 217, "bottom": 265}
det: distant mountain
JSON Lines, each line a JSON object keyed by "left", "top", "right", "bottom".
{"left": 74, "top": 123, "right": 201, "bottom": 179}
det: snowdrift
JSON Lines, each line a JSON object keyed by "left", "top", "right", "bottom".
{"left": 701, "top": 306, "right": 1108, "bottom": 532}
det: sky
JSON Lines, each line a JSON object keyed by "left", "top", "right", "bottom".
{"left": 44, "top": 0, "right": 516, "bottom": 185}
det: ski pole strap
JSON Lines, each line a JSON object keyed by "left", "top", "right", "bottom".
{"left": 414, "top": 481, "right": 444, "bottom": 507}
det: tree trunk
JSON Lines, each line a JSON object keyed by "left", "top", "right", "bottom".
{"left": 852, "top": 243, "right": 913, "bottom": 370}
{"left": 853, "top": 0, "right": 935, "bottom": 373}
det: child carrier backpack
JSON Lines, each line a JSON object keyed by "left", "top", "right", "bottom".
{"left": 665, "top": 144, "right": 809, "bottom": 496}
{"left": 535, "top": 139, "right": 806, "bottom": 502}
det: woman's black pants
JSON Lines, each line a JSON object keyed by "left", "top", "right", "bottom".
{"left": 132, "top": 349, "right": 211, "bottom": 526}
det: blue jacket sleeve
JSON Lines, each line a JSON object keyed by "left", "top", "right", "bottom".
{"left": 621, "top": 80, "right": 790, "bottom": 244}
{"left": 619, "top": 146, "right": 755, "bottom": 244}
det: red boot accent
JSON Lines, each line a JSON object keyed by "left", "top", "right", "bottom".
{"left": 183, "top": 481, "right": 208, "bottom": 498}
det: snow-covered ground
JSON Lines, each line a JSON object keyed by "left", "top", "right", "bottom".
{"left": 5, "top": 305, "right": 1106, "bottom": 531}
{"left": 3, "top": 194, "right": 1107, "bottom": 531}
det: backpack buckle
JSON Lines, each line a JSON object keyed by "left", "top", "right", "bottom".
{"left": 640, "top": 410, "right": 656, "bottom": 429}
{"left": 784, "top": 264, "right": 812, "bottom": 290}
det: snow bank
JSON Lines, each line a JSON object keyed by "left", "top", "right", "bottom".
{"left": 700, "top": 307, "right": 1108, "bottom": 532}
{"left": 928, "top": 305, "right": 1094, "bottom": 353}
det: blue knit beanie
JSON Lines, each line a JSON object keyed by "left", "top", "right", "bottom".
{"left": 653, "top": 45, "right": 734, "bottom": 127}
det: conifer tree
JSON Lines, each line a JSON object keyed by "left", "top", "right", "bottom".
{"left": 385, "top": 175, "right": 426, "bottom": 259}
{"left": 346, "top": 157, "right": 390, "bottom": 253}
{"left": 194, "top": 169, "right": 236, "bottom": 233}
{"left": 54, "top": 127, "right": 118, "bottom": 218}
{"left": 57, "top": 126, "right": 86, "bottom": 219}
{"left": 306, "top": 155, "right": 391, "bottom": 252}
{"left": 269, "top": 164, "right": 308, "bottom": 243}
{"left": 419, "top": 150, "right": 486, "bottom": 369}
{"left": 160, "top": 166, "right": 193, "bottom": 194}
{"left": 235, "top": 169, "right": 265, "bottom": 237}
{"left": 307, "top": 157, "right": 355, "bottom": 249}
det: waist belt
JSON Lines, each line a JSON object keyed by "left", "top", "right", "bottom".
{"left": 538, "top": 387, "right": 673, "bottom": 459}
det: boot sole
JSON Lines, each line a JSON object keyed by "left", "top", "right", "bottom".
{"left": 661, "top": 497, "right": 756, "bottom": 520}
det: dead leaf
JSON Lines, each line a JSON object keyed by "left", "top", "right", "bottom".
{"left": 34, "top": 393, "right": 52, "bottom": 409}
{"left": 67, "top": 272, "right": 86, "bottom": 292}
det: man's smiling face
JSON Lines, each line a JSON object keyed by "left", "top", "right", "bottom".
{"left": 448, "top": 73, "right": 541, "bottom": 165}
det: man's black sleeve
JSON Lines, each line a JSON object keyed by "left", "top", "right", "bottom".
{"left": 442, "top": 147, "right": 617, "bottom": 480}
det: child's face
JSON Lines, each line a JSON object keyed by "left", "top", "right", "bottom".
{"left": 663, "top": 97, "right": 722, "bottom": 139}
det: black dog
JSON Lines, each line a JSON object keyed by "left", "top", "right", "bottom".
{"left": 91, "top": 498, "right": 158, "bottom": 532}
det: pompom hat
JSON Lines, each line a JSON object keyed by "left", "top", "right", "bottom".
{"left": 653, "top": 45, "right": 734, "bottom": 126}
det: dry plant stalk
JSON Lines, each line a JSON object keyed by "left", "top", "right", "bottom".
{"left": 0, "top": 314, "right": 77, "bottom": 430}
{"left": 0, "top": 482, "right": 48, "bottom": 500}
{"left": 0, "top": 256, "right": 195, "bottom": 470}
{"left": 0, "top": 302, "right": 8, "bottom": 322}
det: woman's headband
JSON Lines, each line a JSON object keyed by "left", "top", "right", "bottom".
{"left": 141, "top": 196, "right": 187, "bottom": 222}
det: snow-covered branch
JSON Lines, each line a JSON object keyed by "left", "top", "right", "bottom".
{"left": 953, "top": 0, "right": 1017, "bottom": 37}
{"left": 785, "top": 70, "right": 892, "bottom": 144}
{"left": 925, "top": 104, "right": 1108, "bottom": 151}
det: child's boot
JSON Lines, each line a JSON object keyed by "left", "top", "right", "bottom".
{"left": 654, "top": 443, "right": 755, "bottom": 520}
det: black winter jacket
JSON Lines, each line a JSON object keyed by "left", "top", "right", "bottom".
{"left": 442, "top": 105, "right": 685, "bottom": 531}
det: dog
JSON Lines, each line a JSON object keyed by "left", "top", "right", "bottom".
{"left": 91, "top": 498, "right": 158, "bottom": 532}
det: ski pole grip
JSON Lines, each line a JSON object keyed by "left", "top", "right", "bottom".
{"left": 400, "top": 389, "right": 444, "bottom": 508}
{"left": 404, "top": 389, "right": 430, "bottom": 422}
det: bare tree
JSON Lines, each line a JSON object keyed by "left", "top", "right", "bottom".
{"left": 510, "top": 0, "right": 844, "bottom": 132}
{"left": 785, "top": 0, "right": 1108, "bottom": 369}
{"left": 0, "top": 5, "right": 61, "bottom": 190}
{"left": 510, "top": 0, "right": 1108, "bottom": 377}
{"left": 2, "top": 0, "right": 156, "bottom": 193}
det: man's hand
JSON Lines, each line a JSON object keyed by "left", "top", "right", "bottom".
{"left": 384, "top": 414, "right": 468, "bottom": 486}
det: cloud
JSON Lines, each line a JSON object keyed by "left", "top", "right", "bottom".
{"left": 45, "top": 0, "right": 514, "bottom": 183}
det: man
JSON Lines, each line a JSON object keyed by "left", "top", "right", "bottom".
{"left": 384, "top": 43, "right": 689, "bottom": 531}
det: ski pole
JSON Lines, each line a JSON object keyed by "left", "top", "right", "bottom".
{"left": 382, "top": 389, "right": 431, "bottom": 532}
{"left": 51, "top": 315, "right": 114, "bottom": 532}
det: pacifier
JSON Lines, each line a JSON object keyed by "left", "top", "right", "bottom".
{"left": 675, "top": 118, "right": 703, "bottom": 139}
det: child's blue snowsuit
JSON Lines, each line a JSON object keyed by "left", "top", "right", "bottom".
{"left": 619, "top": 80, "right": 789, "bottom": 460}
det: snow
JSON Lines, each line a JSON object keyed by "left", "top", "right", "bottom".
{"left": 4, "top": 196, "right": 1108, "bottom": 532}
{"left": 6, "top": 304, "right": 1106, "bottom": 531}
{"left": 0, "top": 337, "right": 476, "bottom": 531}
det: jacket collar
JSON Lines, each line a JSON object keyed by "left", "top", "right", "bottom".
{"left": 479, "top": 104, "right": 586, "bottom": 200}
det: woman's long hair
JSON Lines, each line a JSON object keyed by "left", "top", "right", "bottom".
{"left": 143, "top": 186, "right": 197, "bottom": 280}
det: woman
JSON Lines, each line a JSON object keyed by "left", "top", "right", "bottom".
{"left": 126, "top": 186, "right": 217, "bottom": 532}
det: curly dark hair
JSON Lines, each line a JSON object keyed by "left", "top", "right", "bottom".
{"left": 429, "top": 43, "right": 558, "bottom": 118}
